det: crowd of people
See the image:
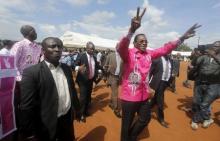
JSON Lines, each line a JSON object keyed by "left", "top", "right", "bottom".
{"left": 0, "top": 6, "right": 219, "bottom": 141}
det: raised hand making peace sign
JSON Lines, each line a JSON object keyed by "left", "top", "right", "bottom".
{"left": 130, "top": 7, "right": 147, "bottom": 33}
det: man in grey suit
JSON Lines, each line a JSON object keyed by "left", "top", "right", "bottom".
{"left": 19, "top": 37, "right": 81, "bottom": 141}
{"left": 104, "top": 50, "right": 123, "bottom": 118}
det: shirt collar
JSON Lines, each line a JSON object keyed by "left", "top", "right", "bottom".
{"left": 86, "top": 52, "right": 93, "bottom": 57}
{"left": 44, "top": 60, "right": 61, "bottom": 70}
{"left": 132, "top": 47, "right": 147, "bottom": 54}
{"left": 23, "top": 38, "right": 36, "bottom": 46}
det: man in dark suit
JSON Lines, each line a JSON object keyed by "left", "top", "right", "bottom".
{"left": 104, "top": 50, "right": 123, "bottom": 118}
{"left": 19, "top": 37, "right": 81, "bottom": 141}
{"left": 75, "top": 41, "right": 101, "bottom": 122}
{"left": 149, "top": 55, "right": 173, "bottom": 128}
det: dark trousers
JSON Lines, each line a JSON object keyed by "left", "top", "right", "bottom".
{"left": 12, "top": 82, "right": 21, "bottom": 141}
{"left": 77, "top": 79, "right": 93, "bottom": 115}
{"left": 121, "top": 100, "right": 151, "bottom": 141}
{"left": 27, "top": 110, "right": 74, "bottom": 141}
{"left": 170, "top": 76, "right": 176, "bottom": 92}
{"left": 54, "top": 110, "right": 74, "bottom": 141}
{"left": 150, "top": 80, "right": 168, "bottom": 122}
{"left": 192, "top": 83, "right": 220, "bottom": 122}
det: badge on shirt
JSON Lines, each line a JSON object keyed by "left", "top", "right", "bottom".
{"left": 128, "top": 72, "right": 141, "bottom": 85}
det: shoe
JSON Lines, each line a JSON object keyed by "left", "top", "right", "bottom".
{"left": 191, "top": 122, "right": 198, "bottom": 130}
{"left": 114, "top": 110, "right": 122, "bottom": 118}
{"left": 159, "top": 120, "right": 169, "bottom": 128}
{"left": 80, "top": 115, "right": 86, "bottom": 123}
{"left": 202, "top": 119, "right": 214, "bottom": 128}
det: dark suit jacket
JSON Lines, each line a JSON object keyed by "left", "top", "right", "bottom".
{"left": 149, "top": 58, "right": 163, "bottom": 90}
{"left": 149, "top": 57, "right": 173, "bottom": 90}
{"left": 75, "top": 52, "right": 100, "bottom": 83}
{"left": 19, "top": 61, "right": 80, "bottom": 140}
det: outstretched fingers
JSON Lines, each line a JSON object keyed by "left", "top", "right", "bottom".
{"left": 136, "top": 7, "right": 140, "bottom": 19}
{"left": 189, "top": 23, "right": 202, "bottom": 32}
{"left": 140, "top": 8, "right": 146, "bottom": 19}
{"left": 136, "top": 7, "right": 147, "bottom": 20}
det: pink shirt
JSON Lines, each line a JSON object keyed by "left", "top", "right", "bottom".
{"left": 117, "top": 33, "right": 181, "bottom": 102}
{"left": 10, "top": 39, "right": 42, "bottom": 81}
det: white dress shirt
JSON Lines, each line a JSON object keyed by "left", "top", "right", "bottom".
{"left": 161, "top": 56, "right": 172, "bottom": 81}
{"left": 45, "top": 61, "right": 71, "bottom": 117}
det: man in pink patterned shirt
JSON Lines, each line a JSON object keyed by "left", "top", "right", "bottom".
{"left": 10, "top": 25, "right": 41, "bottom": 81}
{"left": 10, "top": 25, "right": 41, "bottom": 141}
{"left": 117, "top": 7, "right": 201, "bottom": 141}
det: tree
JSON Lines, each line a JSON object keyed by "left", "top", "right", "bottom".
{"left": 175, "top": 43, "right": 192, "bottom": 51}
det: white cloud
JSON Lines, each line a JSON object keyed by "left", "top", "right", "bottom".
{"left": 97, "top": 0, "right": 109, "bottom": 4}
{"left": 0, "top": 0, "right": 37, "bottom": 13}
{"left": 0, "top": 0, "right": 210, "bottom": 49}
{"left": 212, "top": 2, "right": 220, "bottom": 8}
{"left": 71, "top": 20, "right": 126, "bottom": 40}
{"left": 0, "top": 6, "right": 15, "bottom": 19}
{"left": 41, "top": 0, "right": 62, "bottom": 14}
{"left": 0, "top": 19, "right": 36, "bottom": 40}
{"left": 65, "top": 0, "right": 91, "bottom": 6}
{"left": 39, "top": 24, "right": 57, "bottom": 35}
{"left": 82, "top": 11, "right": 115, "bottom": 25}
{"left": 59, "top": 23, "right": 73, "bottom": 32}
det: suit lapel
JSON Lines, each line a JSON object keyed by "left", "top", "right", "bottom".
{"left": 41, "top": 61, "right": 56, "bottom": 88}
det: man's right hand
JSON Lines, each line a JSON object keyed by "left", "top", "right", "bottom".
{"left": 129, "top": 7, "right": 147, "bottom": 33}
{"left": 79, "top": 64, "right": 86, "bottom": 73}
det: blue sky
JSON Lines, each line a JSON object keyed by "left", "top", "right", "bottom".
{"left": 0, "top": 0, "right": 219, "bottom": 48}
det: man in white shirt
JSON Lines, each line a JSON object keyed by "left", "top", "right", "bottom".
{"left": 19, "top": 37, "right": 81, "bottom": 141}
{"left": 149, "top": 55, "right": 172, "bottom": 128}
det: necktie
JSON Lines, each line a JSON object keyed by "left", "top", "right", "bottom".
{"left": 89, "top": 55, "right": 93, "bottom": 79}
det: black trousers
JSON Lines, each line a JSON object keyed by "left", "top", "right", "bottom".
{"left": 19, "top": 110, "right": 74, "bottom": 141}
{"left": 150, "top": 80, "right": 168, "bottom": 122}
{"left": 77, "top": 79, "right": 93, "bottom": 115}
{"left": 121, "top": 100, "right": 151, "bottom": 141}
{"left": 13, "top": 82, "right": 21, "bottom": 141}
{"left": 54, "top": 110, "right": 74, "bottom": 141}
{"left": 38, "top": 110, "right": 74, "bottom": 141}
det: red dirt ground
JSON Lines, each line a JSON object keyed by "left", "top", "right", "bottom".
{"left": 74, "top": 61, "right": 220, "bottom": 141}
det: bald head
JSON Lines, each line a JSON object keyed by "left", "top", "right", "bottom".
{"left": 20, "top": 25, "right": 37, "bottom": 41}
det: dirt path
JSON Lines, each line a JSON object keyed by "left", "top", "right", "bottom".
{"left": 74, "top": 62, "right": 220, "bottom": 141}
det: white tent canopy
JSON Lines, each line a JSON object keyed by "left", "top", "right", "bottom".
{"left": 60, "top": 31, "right": 118, "bottom": 50}
{"left": 171, "top": 50, "right": 192, "bottom": 57}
